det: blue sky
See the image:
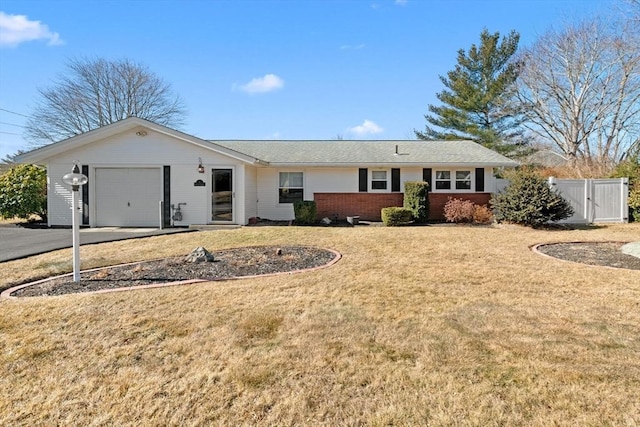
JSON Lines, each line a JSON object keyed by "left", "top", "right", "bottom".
{"left": 0, "top": 0, "right": 612, "bottom": 159}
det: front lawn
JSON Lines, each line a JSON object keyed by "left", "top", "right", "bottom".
{"left": 1, "top": 224, "right": 639, "bottom": 425}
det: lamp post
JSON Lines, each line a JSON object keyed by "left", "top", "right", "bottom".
{"left": 62, "top": 164, "right": 88, "bottom": 282}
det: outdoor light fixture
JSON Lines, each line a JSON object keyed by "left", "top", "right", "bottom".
{"left": 136, "top": 130, "right": 148, "bottom": 137}
{"left": 62, "top": 164, "right": 88, "bottom": 282}
{"left": 198, "top": 157, "right": 205, "bottom": 173}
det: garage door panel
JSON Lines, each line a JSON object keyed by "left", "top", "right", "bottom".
{"left": 95, "top": 168, "right": 161, "bottom": 227}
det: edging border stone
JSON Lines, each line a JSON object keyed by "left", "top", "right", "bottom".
{"left": 1, "top": 247, "right": 342, "bottom": 300}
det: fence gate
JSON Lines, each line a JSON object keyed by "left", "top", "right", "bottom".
{"left": 548, "top": 177, "right": 629, "bottom": 223}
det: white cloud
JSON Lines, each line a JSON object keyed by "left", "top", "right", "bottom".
{"left": 235, "top": 73, "right": 284, "bottom": 94}
{"left": 394, "top": 0, "right": 408, "bottom": 6}
{"left": 0, "top": 12, "right": 63, "bottom": 48}
{"left": 348, "top": 120, "right": 384, "bottom": 136}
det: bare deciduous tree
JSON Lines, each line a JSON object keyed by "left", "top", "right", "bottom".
{"left": 516, "top": 17, "right": 640, "bottom": 171}
{"left": 25, "top": 58, "right": 187, "bottom": 146}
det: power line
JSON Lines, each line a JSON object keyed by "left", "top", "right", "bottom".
{"left": 0, "top": 131, "right": 21, "bottom": 135}
{"left": 0, "top": 121, "right": 24, "bottom": 128}
{"left": 0, "top": 108, "right": 29, "bottom": 118}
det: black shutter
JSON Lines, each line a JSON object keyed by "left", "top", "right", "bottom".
{"left": 81, "top": 165, "right": 89, "bottom": 225}
{"left": 391, "top": 168, "right": 401, "bottom": 192}
{"left": 475, "top": 168, "right": 485, "bottom": 192}
{"left": 422, "top": 168, "right": 432, "bottom": 190}
{"left": 359, "top": 168, "right": 368, "bottom": 192}
{"left": 163, "top": 166, "right": 171, "bottom": 227}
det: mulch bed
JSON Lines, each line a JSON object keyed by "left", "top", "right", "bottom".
{"left": 12, "top": 246, "right": 338, "bottom": 297}
{"left": 535, "top": 242, "right": 640, "bottom": 270}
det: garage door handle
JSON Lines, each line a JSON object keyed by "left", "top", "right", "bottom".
{"left": 127, "top": 202, "right": 130, "bottom": 207}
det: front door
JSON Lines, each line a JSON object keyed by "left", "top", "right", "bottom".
{"left": 212, "top": 168, "right": 233, "bottom": 222}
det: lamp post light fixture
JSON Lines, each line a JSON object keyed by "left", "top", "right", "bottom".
{"left": 62, "top": 164, "right": 88, "bottom": 282}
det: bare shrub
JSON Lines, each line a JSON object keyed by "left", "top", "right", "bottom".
{"left": 472, "top": 205, "right": 494, "bottom": 224}
{"left": 443, "top": 198, "right": 475, "bottom": 223}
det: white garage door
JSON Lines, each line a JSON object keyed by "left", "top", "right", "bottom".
{"left": 95, "top": 168, "right": 162, "bottom": 227}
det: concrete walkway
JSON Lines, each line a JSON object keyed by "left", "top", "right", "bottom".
{"left": 0, "top": 226, "right": 195, "bottom": 262}
{"left": 622, "top": 241, "right": 640, "bottom": 259}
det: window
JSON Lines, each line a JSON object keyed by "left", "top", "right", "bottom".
{"left": 434, "top": 170, "right": 472, "bottom": 191}
{"left": 435, "top": 171, "right": 451, "bottom": 190}
{"left": 455, "top": 170, "right": 472, "bottom": 190}
{"left": 371, "top": 170, "right": 387, "bottom": 190}
{"left": 279, "top": 172, "right": 303, "bottom": 203}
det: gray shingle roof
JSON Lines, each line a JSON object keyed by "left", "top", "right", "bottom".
{"left": 212, "top": 140, "right": 518, "bottom": 167}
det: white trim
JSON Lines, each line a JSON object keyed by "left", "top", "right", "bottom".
{"left": 209, "top": 166, "right": 236, "bottom": 224}
{"left": 369, "top": 169, "right": 390, "bottom": 192}
{"left": 15, "top": 117, "right": 260, "bottom": 165}
{"left": 278, "top": 171, "right": 305, "bottom": 205}
{"left": 431, "top": 168, "right": 475, "bottom": 193}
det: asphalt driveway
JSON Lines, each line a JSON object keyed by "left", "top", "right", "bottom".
{"left": 0, "top": 225, "right": 195, "bottom": 262}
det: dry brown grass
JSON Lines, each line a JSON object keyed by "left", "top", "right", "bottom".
{"left": 1, "top": 224, "right": 640, "bottom": 425}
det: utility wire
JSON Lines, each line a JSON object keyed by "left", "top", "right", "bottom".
{"left": 0, "top": 108, "right": 30, "bottom": 118}
{"left": 0, "top": 131, "right": 20, "bottom": 135}
{"left": 0, "top": 121, "right": 24, "bottom": 128}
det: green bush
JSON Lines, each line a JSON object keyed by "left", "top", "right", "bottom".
{"left": 381, "top": 207, "right": 412, "bottom": 226}
{"left": 628, "top": 190, "right": 640, "bottom": 222}
{"left": 0, "top": 164, "right": 47, "bottom": 221}
{"left": 293, "top": 200, "right": 317, "bottom": 225}
{"left": 403, "top": 181, "right": 430, "bottom": 223}
{"left": 610, "top": 155, "right": 640, "bottom": 222}
{"left": 490, "top": 168, "right": 574, "bottom": 226}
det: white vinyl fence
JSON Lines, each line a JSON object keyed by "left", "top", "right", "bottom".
{"left": 548, "top": 177, "right": 629, "bottom": 224}
{"left": 494, "top": 177, "right": 629, "bottom": 224}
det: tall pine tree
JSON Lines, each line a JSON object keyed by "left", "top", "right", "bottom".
{"left": 416, "top": 29, "right": 527, "bottom": 157}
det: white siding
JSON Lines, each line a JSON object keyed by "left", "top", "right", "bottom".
{"left": 255, "top": 167, "right": 437, "bottom": 221}
{"left": 46, "top": 128, "right": 249, "bottom": 227}
{"left": 47, "top": 163, "right": 76, "bottom": 226}
{"left": 166, "top": 165, "right": 209, "bottom": 226}
{"left": 256, "top": 168, "right": 295, "bottom": 220}
{"left": 244, "top": 165, "right": 258, "bottom": 223}
{"left": 305, "top": 168, "right": 358, "bottom": 193}
{"left": 400, "top": 168, "right": 426, "bottom": 191}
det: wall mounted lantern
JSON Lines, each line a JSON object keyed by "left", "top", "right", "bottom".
{"left": 198, "top": 157, "right": 205, "bottom": 173}
{"left": 62, "top": 164, "right": 88, "bottom": 282}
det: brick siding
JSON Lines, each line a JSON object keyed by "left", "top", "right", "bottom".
{"left": 428, "top": 193, "right": 492, "bottom": 221}
{"left": 314, "top": 193, "right": 404, "bottom": 221}
{"left": 314, "top": 192, "right": 492, "bottom": 222}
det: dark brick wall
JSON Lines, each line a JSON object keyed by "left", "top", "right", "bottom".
{"left": 314, "top": 193, "right": 404, "bottom": 221}
{"left": 428, "top": 193, "right": 492, "bottom": 220}
{"left": 313, "top": 192, "right": 492, "bottom": 221}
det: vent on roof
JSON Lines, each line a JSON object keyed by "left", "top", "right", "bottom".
{"left": 394, "top": 144, "right": 409, "bottom": 156}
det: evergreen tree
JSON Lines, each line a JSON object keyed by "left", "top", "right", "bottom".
{"left": 0, "top": 164, "right": 47, "bottom": 221}
{"left": 491, "top": 168, "right": 574, "bottom": 226}
{"left": 416, "top": 29, "right": 527, "bottom": 157}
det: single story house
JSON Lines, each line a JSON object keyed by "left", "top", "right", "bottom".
{"left": 16, "top": 117, "right": 518, "bottom": 227}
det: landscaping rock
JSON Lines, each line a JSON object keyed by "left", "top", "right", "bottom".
{"left": 185, "top": 247, "right": 215, "bottom": 263}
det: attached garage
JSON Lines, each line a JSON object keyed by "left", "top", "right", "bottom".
{"left": 95, "top": 168, "right": 162, "bottom": 227}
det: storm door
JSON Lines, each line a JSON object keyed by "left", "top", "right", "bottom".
{"left": 211, "top": 168, "right": 233, "bottom": 222}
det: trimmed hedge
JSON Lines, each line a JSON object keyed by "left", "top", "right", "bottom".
{"left": 293, "top": 200, "right": 317, "bottom": 225}
{"left": 381, "top": 207, "right": 412, "bottom": 226}
{"left": 403, "top": 181, "right": 430, "bottom": 223}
